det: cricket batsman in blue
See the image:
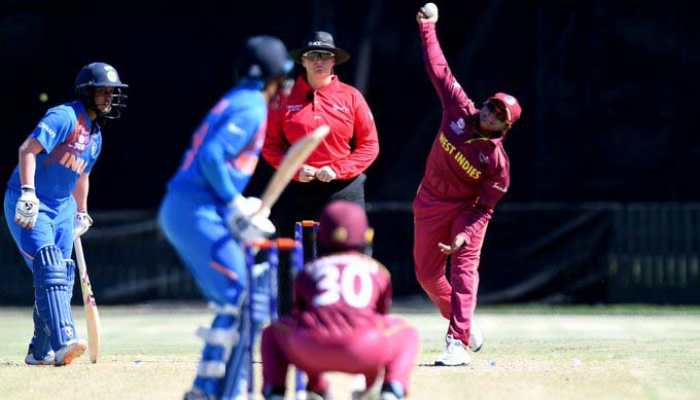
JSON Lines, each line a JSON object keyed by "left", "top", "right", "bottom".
{"left": 158, "top": 36, "right": 292, "bottom": 400}
{"left": 4, "top": 62, "right": 128, "bottom": 366}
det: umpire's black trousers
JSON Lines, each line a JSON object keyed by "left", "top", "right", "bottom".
{"left": 272, "top": 173, "right": 367, "bottom": 238}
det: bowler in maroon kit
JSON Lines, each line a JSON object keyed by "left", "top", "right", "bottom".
{"left": 414, "top": 3, "right": 522, "bottom": 366}
{"left": 260, "top": 201, "right": 418, "bottom": 400}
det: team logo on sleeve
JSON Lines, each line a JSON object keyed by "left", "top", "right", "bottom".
{"left": 38, "top": 122, "right": 57, "bottom": 138}
{"left": 450, "top": 118, "right": 465, "bottom": 135}
{"left": 91, "top": 141, "right": 98, "bottom": 157}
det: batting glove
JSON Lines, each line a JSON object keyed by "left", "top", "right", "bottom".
{"left": 74, "top": 212, "right": 94, "bottom": 239}
{"left": 227, "top": 195, "right": 276, "bottom": 243}
{"left": 14, "top": 185, "right": 39, "bottom": 229}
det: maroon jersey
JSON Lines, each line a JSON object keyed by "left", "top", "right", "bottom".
{"left": 416, "top": 22, "right": 511, "bottom": 237}
{"left": 292, "top": 252, "right": 392, "bottom": 339}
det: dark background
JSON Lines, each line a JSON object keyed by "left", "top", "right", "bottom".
{"left": 2, "top": 2, "right": 697, "bottom": 209}
{"left": 1, "top": 3, "right": 698, "bottom": 304}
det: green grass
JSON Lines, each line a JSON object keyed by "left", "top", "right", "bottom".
{"left": 1, "top": 302, "right": 700, "bottom": 399}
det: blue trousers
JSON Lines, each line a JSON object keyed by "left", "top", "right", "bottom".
{"left": 158, "top": 190, "right": 247, "bottom": 304}
{"left": 159, "top": 190, "right": 250, "bottom": 398}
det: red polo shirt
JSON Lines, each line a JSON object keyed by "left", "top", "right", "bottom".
{"left": 263, "top": 75, "right": 379, "bottom": 181}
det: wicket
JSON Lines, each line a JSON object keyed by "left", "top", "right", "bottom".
{"left": 292, "top": 220, "right": 320, "bottom": 399}
{"left": 244, "top": 221, "right": 320, "bottom": 398}
{"left": 245, "top": 237, "right": 302, "bottom": 397}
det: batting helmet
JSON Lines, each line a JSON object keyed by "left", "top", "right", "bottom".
{"left": 75, "top": 62, "right": 128, "bottom": 120}
{"left": 236, "top": 35, "right": 293, "bottom": 82}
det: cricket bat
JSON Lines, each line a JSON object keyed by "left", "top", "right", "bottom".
{"left": 258, "top": 124, "right": 330, "bottom": 215}
{"left": 74, "top": 237, "right": 101, "bottom": 363}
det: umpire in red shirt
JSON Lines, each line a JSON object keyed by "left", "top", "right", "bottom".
{"left": 263, "top": 31, "right": 379, "bottom": 236}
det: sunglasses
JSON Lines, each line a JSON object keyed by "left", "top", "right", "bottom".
{"left": 485, "top": 102, "right": 508, "bottom": 122}
{"left": 303, "top": 51, "right": 335, "bottom": 61}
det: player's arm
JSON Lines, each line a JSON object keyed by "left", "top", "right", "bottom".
{"left": 14, "top": 138, "right": 44, "bottom": 228}
{"left": 20, "top": 108, "right": 73, "bottom": 187}
{"left": 72, "top": 172, "right": 90, "bottom": 213}
{"left": 18, "top": 138, "right": 44, "bottom": 189}
{"left": 326, "top": 93, "right": 379, "bottom": 180}
{"left": 198, "top": 109, "right": 275, "bottom": 240}
{"left": 417, "top": 3, "right": 472, "bottom": 111}
{"left": 15, "top": 110, "right": 72, "bottom": 229}
{"left": 72, "top": 172, "right": 94, "bottom": 238}
{"left": 197, "top": 110, "right": 260, "bottom": 203}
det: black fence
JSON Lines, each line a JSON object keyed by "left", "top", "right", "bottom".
{"left": 1, "top": 203, "right": 699, "bottom": 305}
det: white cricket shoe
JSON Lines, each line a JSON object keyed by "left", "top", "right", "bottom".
{"left": 54, "top": 339, "right": 87, "bottom": 366}
{"left": 25, "top": 349, "right": 55, "bottom": 366}
{"left": 468, "top": 325, "right": 484, "bottom": 352}
{"left": 434, "top": 334, "right": 471, "bottom": 366}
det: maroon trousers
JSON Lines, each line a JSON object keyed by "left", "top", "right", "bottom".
{"left": 412, "top": 187, "right": 488, "bottom": 345}
{"left": 261, "top": 315, "right": 419, "bottom": 395}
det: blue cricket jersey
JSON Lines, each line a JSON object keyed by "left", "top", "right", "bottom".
{"left": 7, "top": 101, "right": 102, "bottom": 207}
{"left": 167, "top": 79, "right": 268, "bottom": 203}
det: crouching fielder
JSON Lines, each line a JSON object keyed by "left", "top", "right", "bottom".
{"left": 261, "top": 201, "right": 419, "bottom": 400}
{"left": 157, "top": 36, "right": 292, "bottom": 400}
{"left": 414, "top": 3, "right": 522, "bottom": 366}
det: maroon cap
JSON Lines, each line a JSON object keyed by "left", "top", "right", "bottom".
{"left": 319, "top": 201, "right": 374, "bottom": 251}
{"left": 488, "top": 92, "right": 522, "bottom": 125}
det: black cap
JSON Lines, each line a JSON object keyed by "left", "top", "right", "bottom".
{"left": 290, "top": 31, "right": 351, "bottom": 65}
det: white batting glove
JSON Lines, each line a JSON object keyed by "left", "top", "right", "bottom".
{"left": 315, "top": 166, "right": 337, "bottom": 182}
{"left": 298, "top": 164, "right": 317, "bottom": 182}
{"left": 417, "top": 2, "right": 439, "bottom": 24}
{"left": 227, "top": 195, "right": 276, "bottom": 243}
{"left": 74, "top": 212, "right": 94, "bottom": 239}
{"left": 14, "top": 186, "right": 39, "bottom": 229}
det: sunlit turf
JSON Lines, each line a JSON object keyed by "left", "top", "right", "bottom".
{"left": 1, "top": 301, "right": 699, "bottom": 399}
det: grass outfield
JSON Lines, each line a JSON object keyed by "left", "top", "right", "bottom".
{"left": 1, "top": 301, "right": 699, "bottom": 400}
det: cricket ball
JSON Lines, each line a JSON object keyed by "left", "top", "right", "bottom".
{"left": 423, "top": 2, "right": 438, "bottom": 18}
